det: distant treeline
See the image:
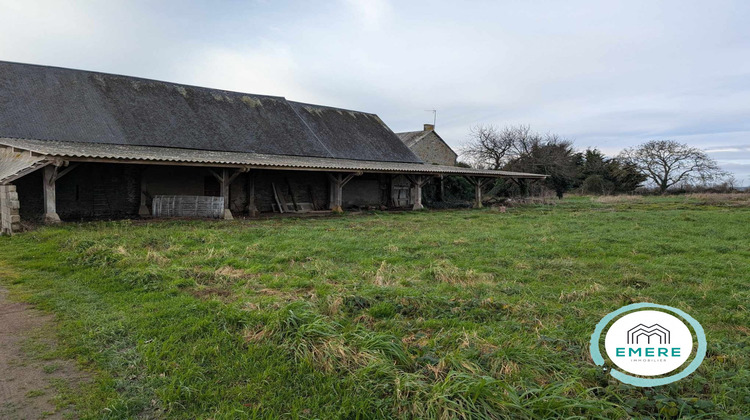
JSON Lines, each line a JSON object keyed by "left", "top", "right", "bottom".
{"left": 458, "top": 125, "right": 735, "bottom": 198}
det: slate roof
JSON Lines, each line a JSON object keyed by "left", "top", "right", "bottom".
{"left": 0, "top": 137, "right": 547, "bottom": 184}
{"left": 396, "top": 129, "right": 458, "bottom": 158}
{"left": 397, "top": 131, "right": 431, "bottom": 148}
{"left": 0, "top": 61, "right": 421, "bottom": 163}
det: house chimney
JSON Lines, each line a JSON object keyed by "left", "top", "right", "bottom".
{"left": 423, "top": 123, "right": 435, "bottom": 131}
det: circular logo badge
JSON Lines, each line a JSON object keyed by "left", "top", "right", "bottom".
{"left": 590, "top": 303, "right": 706, "bottom": 387}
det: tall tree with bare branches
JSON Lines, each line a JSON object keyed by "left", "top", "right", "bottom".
{"left": 461, "top": 124, "right": 534, "bottom": 169}
{"left": 618, "top": 140, "right": 725, "bottom": 193}
{"left": 462, "top": 124, "right": 578, "bottom": 198}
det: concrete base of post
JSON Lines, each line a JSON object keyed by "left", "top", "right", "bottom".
{"left": 44, "top": 212, "right": 61, "bottom": 224}
{"left": 138, "top": 204, "right": 151, "bottom": 217}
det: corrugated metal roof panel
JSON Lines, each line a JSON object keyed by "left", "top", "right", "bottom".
{"left": 0, "top": 147, "right": 46, "bottom": 184}
{"left": 0, "top": 138, "right": 546, "bottom": 178}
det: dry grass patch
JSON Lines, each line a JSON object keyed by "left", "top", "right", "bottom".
{"left": 558, "top": 283, "right": 603, "bottom": 303}
{"left": 687, "top": 193, "right": 750, "bottom": 206}
{"left": 188, "top": 286, "right": 233, "bottom": 301}
{"left": 146, "top": 250, "right": 169, "bottom": 266}
{"left": 592, "top": 195, "right": 645, "bottom": 204}
{"left": 215, "top": 266, "right": 257, "bottom": 279}
{"left": 428, "top": 260, "right": 494, "bottom": 285}
{"left": 374, "top": 261, "right": 397, "bottom": 286}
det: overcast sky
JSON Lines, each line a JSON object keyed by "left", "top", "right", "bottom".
{"left": 1, "top": 0, "right": 749, "bottom": 182}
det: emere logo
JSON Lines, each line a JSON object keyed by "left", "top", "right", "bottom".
{"left": 627, "top": 323, "right": 669, "bottom": 345}
{"left": 590, "top": 303, "right": 706, "bottom": 387}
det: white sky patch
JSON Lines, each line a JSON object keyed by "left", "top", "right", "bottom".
{"left": 706, "top": 148, "right": 742, "bottom": 153}
{"left": 342, "top": 0, "right": 392, "bottom": 30}
{"left": 175, "top": 44, "right": 323, "bottom": 103}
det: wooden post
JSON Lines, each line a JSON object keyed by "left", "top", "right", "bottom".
{"left": 328, "top": 173, "right": 343, "bottom": 213}
{"left": 437, "top": 175, "right": 445, "bottom": 202}
{"left": 474, "top": 179, "right": 483, "bottom": 209}
{"left": 465, "top": 176, "right": 490, "bottom": 209}
{"left": 43, "top": 165, "right": 61, "bottom": 223}
{"left": 209, "top": 168, "right": 245, "bottom": 220}
{"left": 327, "top": 172, "right": 359, "bottom": 213}
{"left": 139, "top": 167, "right": 151, "bottom": 217}
{"left": 246, "top": 171, "right": 258, "bottom": 217}
{"left": 221, "top": 169, "right": 233, "bottom": 220}
{"left": 406, "top": 175, "right": 429, "bottom": 210}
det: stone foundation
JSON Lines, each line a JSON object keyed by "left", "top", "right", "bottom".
{"left": 0, "top": 184, "right": 21, "bottom": 235}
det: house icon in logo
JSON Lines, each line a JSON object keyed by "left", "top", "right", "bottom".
{"left": 627, "top": 324, "right": 670, "bottom": 345}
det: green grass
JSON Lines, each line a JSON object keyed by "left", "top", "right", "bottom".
{"left": 0, "top": 195, "right": 748, "bottom": 419}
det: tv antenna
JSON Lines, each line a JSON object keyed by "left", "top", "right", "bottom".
{"left": 425, "top": 109, "right": 436, "bottom": 126}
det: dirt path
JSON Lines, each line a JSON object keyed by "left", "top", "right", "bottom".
{"left": 0, "top": 287, "right": 86, "bottom": 419}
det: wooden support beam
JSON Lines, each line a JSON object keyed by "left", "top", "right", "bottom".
{"left": 221, "top": 169, "right": 233, "bottom": 220}
{"left": 227, "top": 168, "right": 245, "bottom": 185}
{"left": 208, "top": 169, "right": 223, "bottom": 183}
{"left": 246, "top": 171, "right": 258, "bottom": 217}
{"left": 285, "top": 177, "right": 299, "bottom": 212}
{"left": 327, "top": 172, "right": 360, "bottom": 213}
{"left": 139, "top": 167, "right": 151, "bottom": 217}
{"left": 42, "top": 165, "right": 61, "bottom": 223}
{"left": 464, "top": 176, "right": 491, "bottom": 209}
{"left": 271, "top": 182, "right": 284, "bottom": 213}
{"left": 474, "top": 180, "right": 483, "bottom": 209}
{"left": 406, "top": 175, "right": 429, "bottom": 210}
{"left": 208, "top": 168, "right": 245, "bottom": 219}
{"left": 52, "top": 162, "right": 80, "bottom": 182}
{"left": 328, "top": 173, "right": 343, "bottom": 213}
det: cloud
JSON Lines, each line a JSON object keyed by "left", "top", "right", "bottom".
{"left": 706, "top": 147, "right": 743, "bottom": 153}
{"left": 176, "top": 44, "right": 315, "bottom": 100}
{"left": 1, "top": 0, "right": 749, "bottom": 180}
{"left": 341, "top": 0, "right": 393, "bottom": 30}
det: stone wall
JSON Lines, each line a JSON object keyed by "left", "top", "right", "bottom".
{"left": 0, "top": 184, "right": 21, "bottom": 235}
{"left": 408, "top": 132, "right": 458, "bottom": 166}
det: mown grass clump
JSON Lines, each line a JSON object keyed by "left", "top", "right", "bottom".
{"left": 0, "top": 196, "right": 748, "bottom": 418}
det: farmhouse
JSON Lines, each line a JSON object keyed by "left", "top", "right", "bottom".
{"left": 0, "top": 61, "right": 544, "bottom": 235}
{"left": 396, "top": 125, "right": 459, "bottom": 204}
{"left": 397, "top": 124, "right": 457, "bottom": 166}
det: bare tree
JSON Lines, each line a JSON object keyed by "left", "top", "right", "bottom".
{"left": 462, "top": 124, "right": 578, "bottom": 198}
{"left": 461, "top": 124, "right": 534, "bottom": 169}
{"left": 618, "top": 140, "right": 725, "bottom": 193}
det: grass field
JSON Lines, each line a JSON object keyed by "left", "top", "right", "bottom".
{"left": 0, "top": 195, "right": 748, "bottom": 419}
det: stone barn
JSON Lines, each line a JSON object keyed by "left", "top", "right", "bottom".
{"left": 0, "top": 61, "right": 545, "bottom": 235}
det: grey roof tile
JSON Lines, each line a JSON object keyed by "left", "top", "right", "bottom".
{"left": 0, "top": 61, "right": 421, "bottom": 163}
